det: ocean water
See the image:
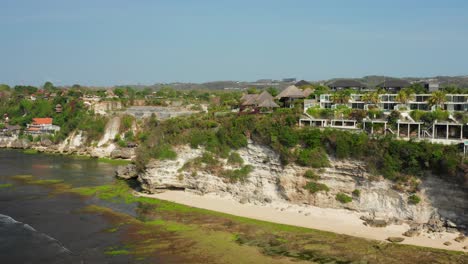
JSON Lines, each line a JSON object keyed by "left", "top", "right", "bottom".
{"left": 0, "top": 149, "right": 136, "bottom": 263}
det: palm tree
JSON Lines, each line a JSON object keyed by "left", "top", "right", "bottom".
{"left": 427, "top": 91, "right": 446, "bottom": 109}
{"left": 395, "top": 88, "right": 415, "bottom": 105}
{"left": 331, "top": 90, "right": 351, "bottom": 104}
{"left": 362, "top": 91, "right": 380, "bottom": 105}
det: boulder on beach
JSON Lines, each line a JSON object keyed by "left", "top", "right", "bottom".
{"left": 387, "top": 237, "right": 405, "bottom": 243}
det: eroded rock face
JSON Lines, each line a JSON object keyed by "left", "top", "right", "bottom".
{"left": 110, "top": 148, "right": 135, "bottom": 159}
{"left": 116, "top": 164, "right": 138, "bottom": 179}
{"left": 138, "top": 143, "right": 285, "bottom": 203}
{"left": 10, "top": 139, "right": 30, "bottom": 149}
{"left": 135, "top": 142, "right": 467, "bottom": 229}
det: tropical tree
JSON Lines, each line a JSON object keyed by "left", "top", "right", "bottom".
{"left": 247, "top": 87, "right": 259, "bottom": 94}
{"left": 361, "top": 91, "right": 380, "bottom": 105}
{"left": 43, "top": 81, "right": 55, "bottom": 91}
{"left": 427, "top": 91, "right": 446, "bottom": 109}
{"left": 395, "top": 88, "right": 415, "bottom": 104}
{"left": 331, "top": 90, "right": 351, "bottom": 104}
{"left": 266, "top": 87, "right": 279, "bottom": 97}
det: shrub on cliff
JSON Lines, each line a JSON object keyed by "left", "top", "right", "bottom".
{"left": 227, "top": 152, "right": 244, "bottom": 166}
{"left": 222, "top": 165, "right": 253, "bottom": 183}
{"left": 304, "top": 182, "right": 329, "bottom": 194}
{"left": 303, "top": 170, "right": 319, "bottom": 180}
{"left": 336, "top": 193, "right": 352, "bottom": 204}
{"left": 408, "top": 194, "right": 421, "bottom": 205}
{"left": 296, "top": 147, "right": 330, "bottom": 168}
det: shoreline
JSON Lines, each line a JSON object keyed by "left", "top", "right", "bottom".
{"left": 0, "top": 145, "right": 132, "bottom": 165}
{"left": 137, "top": 190, "right": 468, "bottom": 252}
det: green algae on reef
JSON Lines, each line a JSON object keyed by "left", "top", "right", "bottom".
{"left": 0, "top": 183, "right": 13, "bottom": 188}
{"left": 14, "top": 175, "right": 468, "bottom": 264}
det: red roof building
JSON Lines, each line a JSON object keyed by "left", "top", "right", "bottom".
{"left": 32, "top": 118, "right": 53, "bottom": 125}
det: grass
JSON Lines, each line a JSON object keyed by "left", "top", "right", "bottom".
{"left": 97, "top": 158, "right": 132, "bottom": 165}
{"left": 105, "top": 248, "right": 130, "bottom": 256}
{"left": 0, "top": 183, "right": 13, "bottom": 188}
{"left": 23, "top": 149, "right": 38, "bottom": 154}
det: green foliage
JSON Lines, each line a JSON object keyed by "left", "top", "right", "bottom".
{"left": 304, "top": 182, "right": 329, "bottom": 194}
{"left": 151, "top": 144, "right": 177, "bottom": 160}
{"left": 408, "top": 194, "right": 421, "bottom": 205}
{"left": 247, "top": 87, "right": 259, "bottom": 94}
{"left": 266, "top": 87, "right": 279, "bottom": 97}
{"left": 352, "top": 189, "right": 361, "bottom": 197}
{"left": 77, "top": 114, "right": 109, "bottom": 143}
{"left": 296, "top": 147, "right": 329, "bottom": 168}
{"left": 222, "top": 165, "right": 253, "bottom": 183}
{"left": 227, "top": 152, "right": 244, "bottom": 166}
{"left": 303, "top": 170, "right": 319, "bottom": 180}
{"left": 0, "top": 84, "right": 10, "bottom": 91}
{"left": 336, "top": 193, "right": 352, "bottom": 203}
{"left": 131, "top": 106, "right": 462, "bottom": 184}
{"left": 120, "top": 114, "right": 134, "bottom": 132}
{"left": 387, "top": 110, "right": 400, "bottom": 125}
{"left": 277, "top": 127, "right": 298, "bottom": 148}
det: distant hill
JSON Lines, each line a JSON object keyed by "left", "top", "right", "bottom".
{"left": 112, "top": 75, "right": 468, "bottom": 91}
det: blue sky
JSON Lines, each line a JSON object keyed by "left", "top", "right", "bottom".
{"left": 1, "top": 0, "right": 468, "bottom": 86}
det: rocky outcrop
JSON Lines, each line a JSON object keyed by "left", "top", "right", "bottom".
{"left": 10, "top": 138, "right": 31, "bottom": 149}
{"left": 137, "top": 141, "right": 468, "bottom": 233}
{"left": 116, "top": 164, "right": 138, "bottom": 179}
{"left": 110, "top": 148, "right": 135, "bottom": 159}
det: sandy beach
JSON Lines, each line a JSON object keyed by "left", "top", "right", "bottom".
{"left": 137, "top": 190, "right": 468, "bottom": 252}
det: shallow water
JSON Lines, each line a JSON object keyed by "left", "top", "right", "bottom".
{"left": 0, "top": 150, "right": 141, "bottom": 263}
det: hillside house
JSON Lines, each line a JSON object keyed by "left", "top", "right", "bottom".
{"left": 377, "top": 79, "right": 411, "bottom": 92}
{"left": 26, "top": 118, "right": 60, "bottom": 135}
{"left": 328, "top": 79, "right": 367, "bottom": 92}
{"left": 240, "top": 91, "right": 279, "bottom": 112}
{"left": 276, "top": 85, "right": 306, "bottom": 108}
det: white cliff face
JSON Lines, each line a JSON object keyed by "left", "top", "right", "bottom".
{"left": 139, "top": 143, "right": 285, "bottom": 204}
{"left": 137, "top": 142, "right": 467, "bottom": 227}
{"left": 98, "top": 116, "right": 120, "bottom": 147}
{"left": 58, "top": 131, "right": 87, "bottom": 153}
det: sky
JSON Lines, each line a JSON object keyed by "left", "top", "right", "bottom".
{"left": 1, "top": 0, "right": 468, "bottom": 86}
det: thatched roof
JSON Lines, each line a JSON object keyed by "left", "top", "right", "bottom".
{"left": 302, "top": 88, "right": 313, "bottom": 97}
{"left": 255, "top": 91, "right": 274, "bottom": 103}
{"left": 240, "top": 91, "right": 276, "bottom": 106}
{"left": 257, "top": 98, "right": 280, "bottom": 108}
{"left": 377, "top": 79, "right": 411, "bottom": 89}
{"left": 276, "top": 85, "right": 305, "bottom": 99}
{"left": 240, "top": 94, "right": 258, "bottom": 106}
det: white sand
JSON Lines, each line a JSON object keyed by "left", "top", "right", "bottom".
{"left": 136, "top": 190, "right": 467, "bottom": 252}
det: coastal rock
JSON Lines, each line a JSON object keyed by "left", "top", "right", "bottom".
{"left": 403, "top": 226, "right": 422, "bottom": 237}
{"left": 362, "top": 217, "right": 388, "bottom": 228}
{"left": 115, "top": 164, "right": 138, "bottom": 179}
{"left": 425, "top": 217, "right": 446, "bottom": 233}
{"left": 387, "top": 237, "right": 405, "bottom": 243}
{"left": 454, "top": 235, "right": 466, "bottom": 243}
{"left": 443, "top": 241, "right": 452, "bottom": 246}
{"left": 10, "top": 139, "right": 30, "bottom": 149}
{"left": 110, "top": 148, "right": 135, "bottom": 159}
{"left": 40, "top": 138, "right": 53, "bottom": 147}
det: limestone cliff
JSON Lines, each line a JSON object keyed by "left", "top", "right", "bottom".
{"left": 133, "top": 141, "right": 467, "bottom": 230}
